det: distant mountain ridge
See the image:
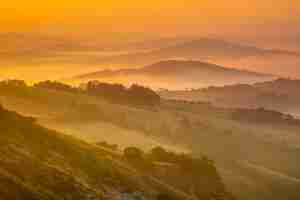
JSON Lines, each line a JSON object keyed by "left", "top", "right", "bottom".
{"left": 93, "top": 38, "right": 300, "bottom": 79}
{"left": 97, "top": 38, "right": 300, "bottom": 65}
{"left": 2, "top": 33, "right": 300, "bottom": 78}
{"left": 76, "top": 60, "right": 273, "bottom": 78}
{"left": 74, "top": 60, "right": 275, "bottom": 90}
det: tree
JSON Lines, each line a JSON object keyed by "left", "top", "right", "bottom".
{"left": 123, "top": 147, "right": 144, "bottom": 161}
{"left": 150, "top": 146, "right": 168, "bottom": 162}
{"left": 86, "top": 81, "right": 160, "bottom": 106}
{"left": 34, "top": 80, "right": 78, "bottom": 93}
{"left": 0, "top": 79, "right": 27, "bottom": 88}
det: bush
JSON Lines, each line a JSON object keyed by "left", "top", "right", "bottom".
{"left": 86, "top": 81, "right": 160, "bottom": 106}
{"left": 34, "top": 81, "right": 79, "bottom": 93}
{"left": 0, "top": 80, "right": 27, "bottom": 88}
{"left": 150, "top": 146, "right": 169, "bottom": 162}
{"left": 123, "top": 147, "right": 153, "bottom": 171}
{"left": 97, "top": 141, "right": 118, "bottom": 151}
{"left": 123, "top": 147, "right": 144, "bottom": 161}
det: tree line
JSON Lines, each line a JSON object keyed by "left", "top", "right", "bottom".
{"left": 0, "top": 79, "right": 160, "bottom": 107}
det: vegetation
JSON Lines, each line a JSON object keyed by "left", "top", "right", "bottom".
{"left": 1, "top": 79, "right": 300, "bottom": 200}
{"left": 34, "top": 80, "right": 80, "bottom": 93}
{"left": 122, "top": 146, "right": 233, "bottom": 200}
{"left": 159, "top": 78, "right": 300, "bottom": 114}
{"left": 85, "top": 81, "right": 160, "bottom": 106}
{"left": 0, "top": 79, "right": 160, "bottom": 107}
{"left": 96, "top": 141, "right": 118, "bottom": 151}
{"left": 0, "top": 104, "right": 234, "bottom": 200}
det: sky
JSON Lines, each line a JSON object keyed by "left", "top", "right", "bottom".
{"left": 1, "top": 0, "right": 300, "bottom": 81}
{"left": 1, "top": 0, "right": 299, "bottom": 37}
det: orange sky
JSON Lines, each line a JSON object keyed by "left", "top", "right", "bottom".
{"left": 1, "top": 0, "right": 299, "bottom": 36}
{"left": 0, "top": 1, "right": 300, "bottom": 80}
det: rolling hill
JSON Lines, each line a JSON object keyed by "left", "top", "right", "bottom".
{"left": 93, "top": 38, "right": 300, "bottom": 78}
{"left": 97, "top": 38, "right": 300, "bottom": 64}
{"left": 2, "top": 34, "right": 300, "bottom": 80}
{"left": 74, "top": 60, "right": 275, "bottom": 89}
{"left": 0, "top": 104, "right": 234, "bottom": 200}
{"left": 159, "top": 78, "right": 300, "bottom": 115}
{"left": 0, "top": 80, "right": 300, "bottom": 200}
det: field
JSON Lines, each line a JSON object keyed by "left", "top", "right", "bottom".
{"left": 0, "top": 82, "right": 299, "bottom": 200}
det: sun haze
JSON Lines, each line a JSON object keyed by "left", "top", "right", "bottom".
{"left": 1, "top": 0, "right": 299, "bottom": 35}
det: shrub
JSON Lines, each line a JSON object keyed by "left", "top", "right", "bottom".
{"left": 123, "top": 147, "right": 144, "bottom": 161}
{"left": 34, "top": 81, "right": 79, "bottom": 93}
{"left": 86, "top": 81, "right": 160, "bottom": 106}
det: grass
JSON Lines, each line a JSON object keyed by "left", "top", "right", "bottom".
{"left": 1, "top": 83, "right": 300, "bottom": 200}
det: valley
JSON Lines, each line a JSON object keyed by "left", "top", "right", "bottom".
{"left": 0, "top": 80, "right": 299, "bottom": 200}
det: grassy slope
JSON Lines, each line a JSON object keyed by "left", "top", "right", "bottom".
{"left": 0, "top": 107, "right": 108, "bottom": 200}
{"left": 0, "top": 105, "right": 234, "bottom": 200}
{"left": 158, "top": 82, "right": 300, "bottom": 115}
{"left": 0, "top": 84, "right": 186, "bottom": 151}
{"left": 0, "top": 84, "right": 300, "bottom": 200}
{"left": 0, "top": 106, "right": 157, "bottom": 200}
{"left": 165, "top": 101, "right": 300, "bottom": 200}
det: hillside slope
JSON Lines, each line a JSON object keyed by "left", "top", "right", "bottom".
{"left": 0, "top": 80, "right": 300, "bottom": 200}
{"left": 159, "top": 78, "right": 300, "bottom": 115}
{"left": 0, "top": 105, "right": 233, "bottom": 200}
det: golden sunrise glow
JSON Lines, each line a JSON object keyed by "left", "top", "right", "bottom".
{"left": 1, "top": 0, "right": 300, "bottom": 81}
{"left": 1, "top": 0, "right": 299, "bottom": 34}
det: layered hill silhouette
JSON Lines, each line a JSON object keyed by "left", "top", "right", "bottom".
{"left": 92, "top": 38, "right": 300, "bottom": 78}
{"left": 97, "top": 38, "right": 300, "bottom": 64}
{"left": 2, "top": 34, "right": 300, "bottom": 78}
{"left": 75, "top": 60, "right": 275, "bottom": 89}
{"left": 160, "top": 78, "right": 300, "bottom": 116}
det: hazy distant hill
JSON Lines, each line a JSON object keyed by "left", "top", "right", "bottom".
{"left": 0, "top": 33, "right": 187, "bottom": 59}
{"left": 160, "top": 78, "right": 300, "bottom": 115}
{"left": 97, "top": 38, "right": 300, "bottom": 65}
{"left": 253, "top": 78, "right": 300, "bottom": 96}
{"left": 75, "top": 60, "right": 275, "bottom": 89}
{"left": 2, "top": 34, "right": 300, "bottom": 79}
{"left": 94, "top": 38, "right": 300, "bottom": 78}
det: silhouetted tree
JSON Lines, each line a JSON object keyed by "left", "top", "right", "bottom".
{"left": 124, "top": 147, "right": 144, "bottom": 161}
{"left": 86, "top": 81, "right": 160, "bottom": 106}
{"left": 34, "top": 80, "right": 79, "bottom": 93}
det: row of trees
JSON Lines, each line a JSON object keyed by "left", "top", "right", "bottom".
{"left": 123, "top": 146, "right": 215, "bottom": 172}
{"left": 34, "top": 80, "right": 80, "bottom": 93}
{"left": 0, "top": 80, "right": 160, "bottom": 107}
{"left": 85, "top": 81, "right": 160, "bottom": 106}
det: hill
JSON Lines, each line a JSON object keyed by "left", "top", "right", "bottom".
{"left": 253, "top": 78, "right": 300, "bottom": 96}
{"left": 2, "top": 35, "right": 300, "bottom": 79}
{"left": 74, "top": 60, "right": 274, "bottom": 90}
{"left": 97, "top": 38, "right": 300, "bottom": 64}
{"left": 0, "top": 104, "right": 234, "bottom": 200}
{"left": 92, "top": 38, "right": 300, "bottom": 78}
{"left": 0, "top": 80, "right": 300, "bottom": 200}
{"left": 159, "top": 78, "right": 300, "bottom": 115}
